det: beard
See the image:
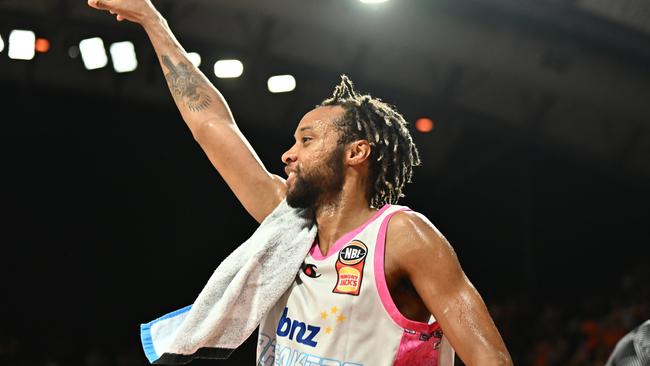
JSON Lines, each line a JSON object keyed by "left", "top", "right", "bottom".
{"left": 286, "top": 147, "right": 345, "bottom": 209}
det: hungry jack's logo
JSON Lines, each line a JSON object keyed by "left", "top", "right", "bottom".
{"left": 333, "top": 240, "right": 367, "bottom": 296}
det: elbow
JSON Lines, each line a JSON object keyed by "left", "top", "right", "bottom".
{"left": 192, "top": 118, "right": 233, "bottom": 144}
{"left": 191, "top": 119, "right": 214, "bottom": 144}
{"left": 495, "top": 352, "right": 513, "bottom": 366}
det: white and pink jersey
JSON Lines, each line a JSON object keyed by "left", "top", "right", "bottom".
{"left": 257, "top": 205, "right": 455, "bottom": 366}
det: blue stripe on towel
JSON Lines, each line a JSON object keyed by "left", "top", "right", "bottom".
{"left": 140, "top": 305, "right": 193, "bottom": 363}
{"left": 140, "top": 321, "right": 157, "bottom": 363}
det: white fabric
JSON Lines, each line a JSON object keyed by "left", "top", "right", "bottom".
{"left": 140, "top": 199, "right": 317, "bottom": 364}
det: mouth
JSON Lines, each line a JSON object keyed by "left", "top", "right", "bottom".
{"left": 286, "top": 171, "right": 297, "bottom": 188}
{"left": 285, "top": 164, "right": 298, "bottom": 187}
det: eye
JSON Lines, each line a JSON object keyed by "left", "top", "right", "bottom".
{"left": 302, "top": 136, "right": 312, "bottom": 144}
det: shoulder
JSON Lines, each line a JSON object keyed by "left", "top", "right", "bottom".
{"left": 386, "top": 209, "right": 448, "bottom": 247}
{"left": 385, "top": 209, "right": 459, "bottom": 272}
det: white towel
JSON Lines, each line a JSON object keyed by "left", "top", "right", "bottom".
{"left": 140, "top": 199, "right": 317, "bottom": 364}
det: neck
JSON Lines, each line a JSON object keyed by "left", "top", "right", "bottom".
{"left": 313, "top": 189, "right": 376, "bottom": 256}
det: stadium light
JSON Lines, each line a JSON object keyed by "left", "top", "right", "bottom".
{"left": 213, "top": 59, "right": 243, "bottom": 78}
{"left": 79, "top": 37, "right": 108, "bottom": 70}
{"left": 8, "top": 30, "right": 36, "bottom": 60}
{"left": 109, "top": 41, "right": 138, "bottom": 73}
{"left": 0, "top": 34, "right": 5, "bottom": 53}
{"left": 187, "top": 52, "right": 201, "bottom": 67}
{"left": 267, "top": 75, "right": 296, "bottom": 93}
{"left": 68, "top": 45, "right": 80, "bottom": 59}
{"left": 360, "top": 0, "right": 389, "bottom": 3}
{"left": 415, "top": 118, "right": 434, "bottom": 133}
{"left": 35, "top": 38, "right": 50, "bottom": 53}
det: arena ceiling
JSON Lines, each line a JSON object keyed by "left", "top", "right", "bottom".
{"left": 1, "top": 0, "right": 649, "bottom": 186}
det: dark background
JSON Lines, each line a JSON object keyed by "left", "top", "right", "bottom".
{"left": 1, "top": 1, "right": 649, "bottom": 365}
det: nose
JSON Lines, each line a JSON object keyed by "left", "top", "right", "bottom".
{"left": 281, "top": 143, "right": 297, "bottom": 165}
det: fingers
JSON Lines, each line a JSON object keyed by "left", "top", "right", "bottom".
{"left": 87, "top": 0, "right": 113, "bottom": 11}
{"left": 87, "top": 0, "right": 102, "bottom": 10}
{"left": 87, "top": 0, "right": 124, "bottom": 22}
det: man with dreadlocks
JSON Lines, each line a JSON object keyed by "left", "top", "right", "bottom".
{"left": 88, "top": 1, "right": 512, "bottom": 365}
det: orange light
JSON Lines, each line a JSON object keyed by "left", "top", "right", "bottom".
{"left": 415, "top": 118, "right": 434, "bottom": 133}
{"left": 35, "top": 38, "right": 50, "bottom": 53}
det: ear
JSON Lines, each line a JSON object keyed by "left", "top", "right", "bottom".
{"left": 346, "top": 140, "right": 372, "bottom": 166}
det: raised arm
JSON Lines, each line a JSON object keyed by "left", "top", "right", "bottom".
{"left": 387, "top": 212, "right": 513, "bottom": 366}
{"left": 87, "top": 0, "right": 286, "bottom": 222}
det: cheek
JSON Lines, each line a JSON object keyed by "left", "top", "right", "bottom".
{"left": 300, "top": 144, "right": 328, "bottom": 169}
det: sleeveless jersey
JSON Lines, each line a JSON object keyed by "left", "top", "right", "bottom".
{"left": 257, "top": 205, "right": 455, "bottom": 366}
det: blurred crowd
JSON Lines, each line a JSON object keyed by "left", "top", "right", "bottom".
{"left": 489, "top": 268, "right": 650, "bottom": 366}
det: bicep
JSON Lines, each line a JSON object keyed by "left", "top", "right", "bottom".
{"left": 193, "top": 120, "right": 286, "bottom": 223}
{"left": 414, "top": 269, "right": 503, "bottom": 364}
{"left": 390, "top": 213, "right": 510, "bottom": 365}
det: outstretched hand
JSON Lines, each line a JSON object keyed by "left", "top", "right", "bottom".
{"left": 87, "top": 0, "right": 157, "bottom": 24}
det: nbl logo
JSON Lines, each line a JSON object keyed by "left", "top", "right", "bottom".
{"left": 338, "top": 243, "right": 367, "bottom": 265}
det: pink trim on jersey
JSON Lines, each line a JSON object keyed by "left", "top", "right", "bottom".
{"left": 374, "top": 208, "right": 440, "bottom": 334}
{"left": 309, "top": 204, "right": 391, "bottom": 260}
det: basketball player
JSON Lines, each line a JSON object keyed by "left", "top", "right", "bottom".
{"left": 87, "top": 1, "right": 513, "bottom": 365}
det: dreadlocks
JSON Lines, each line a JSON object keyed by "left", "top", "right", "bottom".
{"left": 319, "top": 75, "right": 421, "bottom": 208}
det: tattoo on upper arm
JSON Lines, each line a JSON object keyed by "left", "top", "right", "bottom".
{"left": 161, "top": 55, "right": 212, "bottom": 112}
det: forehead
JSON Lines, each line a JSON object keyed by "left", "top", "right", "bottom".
{"left": 294, "top": 105, "right": 345, "bottom": 134}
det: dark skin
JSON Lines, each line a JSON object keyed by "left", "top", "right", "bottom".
{"left": 88, "top": 1, "right": 513, "bottom": 364}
